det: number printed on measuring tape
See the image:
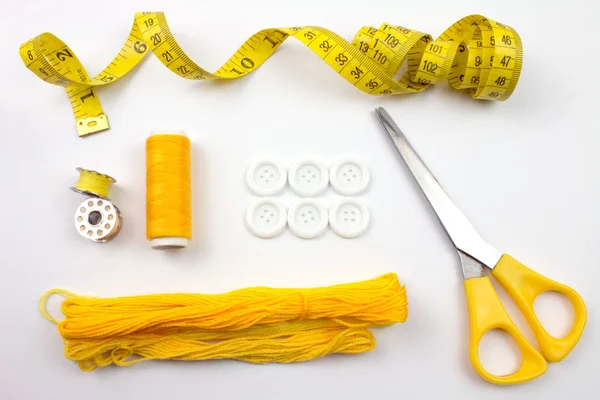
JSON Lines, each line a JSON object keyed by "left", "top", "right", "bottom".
{"left": 19, "top": 12, "right": 522, "bottom": 137}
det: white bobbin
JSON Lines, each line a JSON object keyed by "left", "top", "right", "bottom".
{"left": 149, "top": 130, "right": 190, "bottom": 250}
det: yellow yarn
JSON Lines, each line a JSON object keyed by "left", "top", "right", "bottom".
{"left": 74, "top": 168, "right": 114, "bottom": 199}
{"left": 40, "top": 273, "right": 407, "bottom": 371}
{"left": 146, "top": 133, "right": 192, "bottom": 241}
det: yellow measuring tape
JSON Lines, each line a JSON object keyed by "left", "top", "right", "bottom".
{"left": 20, "top": 12, "right": 522, "bottom": 137}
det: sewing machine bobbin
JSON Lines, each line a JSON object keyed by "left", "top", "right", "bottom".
{"left": 74, "top": 197, "right": 122, "bottom": 242}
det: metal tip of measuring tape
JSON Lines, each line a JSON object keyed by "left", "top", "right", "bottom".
{"left": 76, "top": 114, "right": 110, "bottom": 137}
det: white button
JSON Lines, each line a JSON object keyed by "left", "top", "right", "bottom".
{"left": 287, "top": 199, "right": 328, "bottom": 239}
{"left": 329, "top": 199, "right": 370, "bottom": 238}
{"left": 246, "top": 198, "right": 287, "bottom": 238}
{"left": 329, "top": 157, "right": 370, "bottom": 196}
{"left": 288, "top": 160, "right": 329, "bottom": 197}
{"left": 246, "top": 160, "right": 287, "bottom": 196}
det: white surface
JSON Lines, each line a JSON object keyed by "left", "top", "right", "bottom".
{"left": 287, "top": 198, "right": 329, "bottom": 239}
{"left": 288, "top": 159, "right": 329, "bottom": 196}
{"left": 245, "top": 198, "right": 287, "bottom": 238}
{"left": 1, "top": 0, "right": 599, "bottom": 399}
{"left": 329, "top": 198, "right": 370, "bottom": 238}
{"left": 246, "top": 159, "right": 287, "bottom": 196}
{"left": 329, "top": 157, "right": 370, "bottom": 196}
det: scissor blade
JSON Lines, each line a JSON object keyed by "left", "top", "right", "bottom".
{"left": 374, "top": 107, "right": 501, "bottom": 272}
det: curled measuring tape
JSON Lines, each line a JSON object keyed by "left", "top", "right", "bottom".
{"left": 20, "top": 12, "right": 522, "bottom": 137}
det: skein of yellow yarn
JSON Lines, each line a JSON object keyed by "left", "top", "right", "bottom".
{"left": 40, "top": 273, "right": 407, "bottom": 371}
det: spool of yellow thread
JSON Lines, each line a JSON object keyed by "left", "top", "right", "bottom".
{"left": 71, "top": 167, "right": 116, "bottom": 200}
{"left": 146, "top": 131, "right": 192, "bottom": 249}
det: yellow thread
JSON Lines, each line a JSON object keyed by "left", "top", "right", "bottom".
{"left": 72, "top": 168, "right": 115, "bottom": 199}
{"left": 40, "top": 273, "right": 407, "bottom": 370}
{"left": 20, "top": 13, "right": 522, "bottom": 136}
{"left": 297, "top": 292, "right": 309, "bottom": 321}
{"left": 40, "top": 288, "right": 80, "bottom": 324}
{"left": 146, "top": 134, "right": 192, "bottom": 243}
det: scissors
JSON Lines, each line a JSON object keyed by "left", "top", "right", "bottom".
{"left": 374, "top": 107, "right": 586, "bottom": 385}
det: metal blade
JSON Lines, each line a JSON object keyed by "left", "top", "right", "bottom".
{"left": 374, "top": 107, "right": 501, "bottom": 275}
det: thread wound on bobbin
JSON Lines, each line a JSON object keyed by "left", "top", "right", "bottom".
{"left": 146, "top": 130, "right": 191, "bottom": 250}
{"left": 71, "top": 167, "right": 116, "bottom": 200}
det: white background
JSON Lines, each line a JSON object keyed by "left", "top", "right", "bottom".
{"left": 1, "top": 0, "right": 598, "bottom": 398}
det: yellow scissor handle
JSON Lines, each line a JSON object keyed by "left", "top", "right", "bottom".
{"left": 464, "top": 277, "right": 548, "bottom": 385}
{"left": 492, "top": 254, "right": 587, "bottom": 362}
